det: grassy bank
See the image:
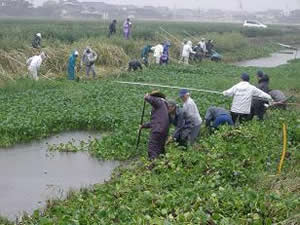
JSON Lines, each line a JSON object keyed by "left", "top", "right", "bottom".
{"left": 0, "top": 60, "right": 298, "bottom": 224}
{"left": 2, "top": 19, "right": 300, "bottom": 82}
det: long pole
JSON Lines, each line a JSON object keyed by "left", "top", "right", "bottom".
{"left": 115, "top": 81, "right": 223, "bottom": 95}
{"left": 277, "top": 123, "right": 287, "bottom": 175}
{"left": 136, "top": 100, "right": 146, "bottom": 150}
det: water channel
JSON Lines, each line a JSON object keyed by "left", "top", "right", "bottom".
{"left": 0, "top": 131, "right": 120, "bottom": 220}
{"left": 234, "top": 49, "right": 299, "bottom": 68}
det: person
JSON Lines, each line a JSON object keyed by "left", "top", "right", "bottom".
{"left": 167, "top": 100, "right": 193, "bottom": 147}
{"left": 198, "top": 38, "right": 207, "bottom": 56}
{"left": 181, "top": 41, "right": 195, "bottom": 65}
{"left": 206, "top": 40, "right": 214, "bottom": 56}
{"left": 151, "top": 43, "right": 164, "bottom": 65}
{"left": 160, "top": 41, "right": 171, "bottom": 65}
{"left": 141, "top": 45, "right": 153, "bottom": 66}
{"left": 26, "top": 52, "right": 46, "bottom": 81}
{"left": 269, "top": 90, "right": 287, "bottom": 109}
{"left": 205, "top": 106, "right": 233, "bottom": 130}
{"left": 108, "top": 19, "right": 117, "bottom": 38}
{"left": 140, "top": 91, "right": 169, "bottom": 160}
{"left": 123, "top": 18, "right": 132, "bottom": 40}
{"left": 223, "top": 73, "right": 273, "bottom": 124}
{"left": 250, "top": 71, "right": 270, "bottom": 120}
{"left": 128, "top": 59, "right": 143, "bottom": 71}
{"left": 68, "top": 50, "right": 79, "bottom": 80}
{"left": 179, "top": 39, "right": 187, "bottom": 63}
{"left": 32, "top": 33, "right": 42, "bottom": 49}
{"left": 81, "top": 47, "right": 98, "bottom": 78}
{"left": 179, "top": 89, "right": 202, "bottom": 145}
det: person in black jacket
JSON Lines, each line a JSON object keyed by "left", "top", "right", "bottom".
{"left": 108, "top": 19, "right": 117, "bottom": 38}
{"left": 250, "top": 71, "right": 270, "bottom": 120}
{"left": 140, "top": 91, "right": 169, "bottom": 160}
{"left": 128, "top": 60, "right": 143, "bottom": 71}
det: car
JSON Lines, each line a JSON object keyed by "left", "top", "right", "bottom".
{"left": 243, "top": 20, "right": 267, "bottom": 29}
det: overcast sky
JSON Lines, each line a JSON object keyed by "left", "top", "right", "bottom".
{"left": 33, "top": 0, "right": 300, "bottom": 11}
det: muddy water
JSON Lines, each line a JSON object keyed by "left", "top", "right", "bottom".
{"left": 234, "top": 49, "right": 299, "bottom": 68}
{"left": 0, "top": 131, "right": 120, "bottom": 220}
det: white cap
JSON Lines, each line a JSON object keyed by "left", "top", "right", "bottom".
{"left": 36, "top": 33, "right": 42, "bottom": 38}
{"left": 201, "top": 38, "right": 205, "bottom": 41}
{"left": 74, "top": 51, "right": 79, "bottom": 56}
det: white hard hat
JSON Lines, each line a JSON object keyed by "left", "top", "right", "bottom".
{"left": 74, "top": 51, "right": 79, "bottom": 56}
{"left": 36, "top": 33, "right": 42, "bottom": 38}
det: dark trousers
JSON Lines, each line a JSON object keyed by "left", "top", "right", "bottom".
{"left": 231, "top": 112, "right": 251, "bottom": 124}
{"left": 250, "top": 99, "right": 267, "bottom": 120}
{"left": 148, "top": 132, "right": 167, "bottom": 160}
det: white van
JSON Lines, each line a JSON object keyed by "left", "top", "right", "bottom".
{"left": 243, "top": 20, "right": 267, "bottom": 29}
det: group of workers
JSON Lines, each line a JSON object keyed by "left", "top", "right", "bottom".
{"left": 27, "top": 32, "right": 98, "bottom": 80}
{"left": 140, "top": 71, "right": 287, "bottom": 160}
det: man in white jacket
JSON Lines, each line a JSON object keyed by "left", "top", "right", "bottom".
{"left": 151, "top": 43, "right": 164, "bottom": 64}
{"left": 181, "top": 41, "right": 195, "bottom": 65}
{"left": 26, "top": 52, "right": 46, "bottom": 81}
{"left": 223, "top": 73, "right": 272, "bottom": 124}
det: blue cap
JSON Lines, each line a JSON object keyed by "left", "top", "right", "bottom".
{"left": 179, "top": 89, "right": 189, "bottom": 97}
{"left": 257, "top": 70, "right": 264, "bottom": 78}
{"left": 241, "top": 73, "right": 250, "bottom": 82}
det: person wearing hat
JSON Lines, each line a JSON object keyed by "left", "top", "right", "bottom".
{"left": 205, "top": 106, "right": 233, "bottom": 131}
{"left": 250, "top": 71, "right": 270, "bottom": 120}
{"left": 179, "top": 89, "right": 202, "bottom": 145}
{"left": 32, "top": 33, "right": 42, "bottom": 49}
{"left": 26, "top": 52, "right": 47, "bottom": 81}
{"left": 198, "top": 38, "right": 207, "bottom": 56}
{"left": 68, "top": 50, "right": 79, "bottom": 80}
{"left": 181, "top": 41, "right": 195, "bottom": 65}
{"left": 223, "top": 73, "right": 272, "bottom": 124}
{"left": 160, "top": 41, "right": 171, "bottom": 65}
{"left": 167, "top": 100, "right": 193, "bottom": 147}
{"left": 140, "top": 91, "right": 169, "bottom": 160}
{"left": 81, "top": 46, "right": 98, "bottom": 78}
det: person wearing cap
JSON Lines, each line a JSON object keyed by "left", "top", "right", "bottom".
{"left": 250, "top": 71, "right": 270, "bottom": 120}
{"left": 151, "top": 43, "right": 164, "bottom": 65}
{"left": 198, "top": 38, "right": 207, "bottom": 55}
{"left": 167, "top": 100, "right": 193, "bottom": 147}
{"left": 160, "top": 41, "right": 171, "bottom": 65}
{"left": 68, "top": 50, "right": 79, "bottom": 80}
{"left": 108, "top": 19, "right": 117, "bottom": 38}
{"left": 140, "top": 91, "right": 169, "bottom": 160}
{"left": 181, "top": 41, "right": 195, "bottom": 65}
{"left": 205, "top": 106, "right": 233, "bottom": 131}
{"left": 123, "top": 18, "right": 132, "bottom": 40}
{"left": 128, "top": 59, "right": 143, "bottom": 71}
{"left": 179, "top": 89, "right": 202, "bottom": 145}
{"left": 81, "top": 47, "right": 98, "bottom": 78}
{"left": 141, "top": 45, "right": 153, "bottom": 66}
{"left": 223, "top": 73, "right": 273, "bottom": 124}
{"left": 26, "top": 52, "right": 47, "bottom": 81}
{"left": 32, "top": 33, "right": 42, "bottom": 49}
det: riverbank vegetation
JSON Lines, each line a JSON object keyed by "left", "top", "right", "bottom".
{"left": 1, "top": 20, "right": 300, "bottom": 82}
{"left": 0, "top": 20, "right": 299, "bottom": 224}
